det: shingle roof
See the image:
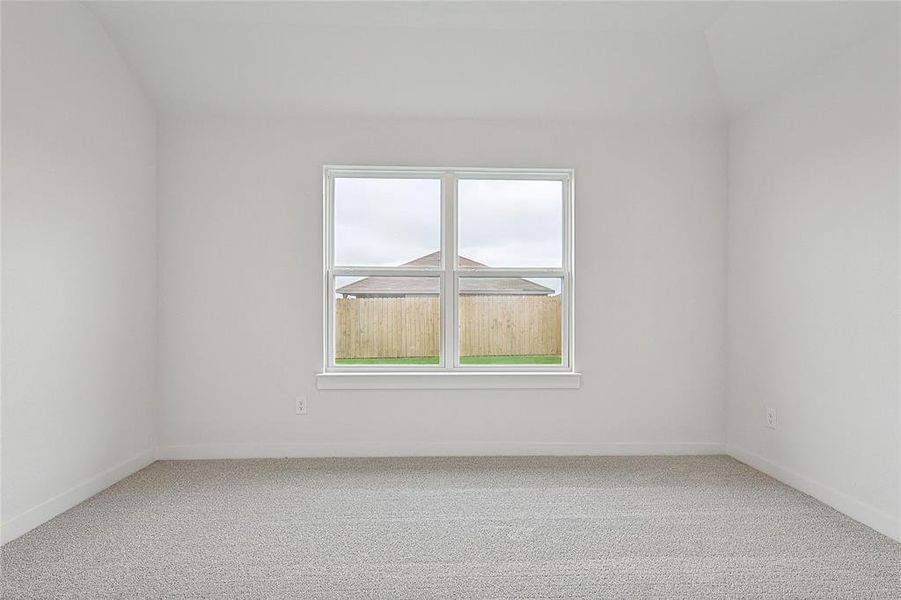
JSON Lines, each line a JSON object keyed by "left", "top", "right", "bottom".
{"left": 336, "top": 252, "right": 554, "bottom": 297}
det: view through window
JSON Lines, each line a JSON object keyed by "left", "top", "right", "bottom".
{"left": 326, "top": 168, "right": 572, "bottom": 370}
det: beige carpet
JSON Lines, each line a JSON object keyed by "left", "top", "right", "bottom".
{"left": 2, "top": 456, "right": 900, "bottom": 599}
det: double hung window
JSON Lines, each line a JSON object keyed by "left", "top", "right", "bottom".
{"left": 322, "top": 166, "right": 575, "bottom": 384}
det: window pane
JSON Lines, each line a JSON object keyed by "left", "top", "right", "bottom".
{"left": 458, "top": 277, "right": 562, "bottom": 365}
{"left": 458, "top": 179, "right": 563, "bottom": 268}
{"left": 334, "top": 276, "right": 440, "bottom": 365}
{"left": 334, "top": 178, "right": 440, "bottom": 267}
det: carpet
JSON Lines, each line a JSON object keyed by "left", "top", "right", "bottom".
{"left": 2, "top": 456, "right": 900, "bottom": 598}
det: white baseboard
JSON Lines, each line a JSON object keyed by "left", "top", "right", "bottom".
{"left": 0, "top": 448, "right": 157, "bottom": 545}
{"left": 157, "top": 441, "right": 724, "bottom": 460}
{"left": 727, "top": 445, "right": 900, "bottom": 542}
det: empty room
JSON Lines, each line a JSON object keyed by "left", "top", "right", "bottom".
{"left": 1, "top": 1, "right": 900, "bottom": 597}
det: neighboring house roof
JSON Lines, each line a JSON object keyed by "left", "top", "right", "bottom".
{"left": 336, "top": 252, "right": 555, "bottom": 297}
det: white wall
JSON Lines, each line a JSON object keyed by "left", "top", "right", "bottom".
{"left": 897, "top": 19, "right": 901, "bottom": 545}
{"left": 156, "top": 117, "right": 726, "bottom": 457}
{"left": 727, "top": 29, "right": 900, "bottom": 539}
{"left": 1, "top": 2, "right": 157, "bottom": 543}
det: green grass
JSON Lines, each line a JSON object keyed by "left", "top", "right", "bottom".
{"left": 335, "top": 355, "right": 561, "bottom": 365}
{"left": 461, "top": 354, "right": 561, "bottom": 364}
{"left": 335, "top": 356, "right": 440, "bottom": 365}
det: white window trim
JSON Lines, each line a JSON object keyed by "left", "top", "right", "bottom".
{"left": 319, "top": 165, "right": 579, "bottom": 390}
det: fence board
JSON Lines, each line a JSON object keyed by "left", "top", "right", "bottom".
{"left": 335, "top": 295, "right": 560, "bottom": 358}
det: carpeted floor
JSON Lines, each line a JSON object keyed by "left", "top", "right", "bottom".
{"left": 2, "top": 456, "right": 900, "bottom": 599}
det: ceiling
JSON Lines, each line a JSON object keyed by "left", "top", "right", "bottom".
{"left": 88, "top": 1, "right": 899, "bottom": 121}
{"left": 706, "top": 2, "right": 900, "bottom": 115}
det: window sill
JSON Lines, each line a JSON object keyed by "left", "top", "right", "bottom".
{"left": 316, "top": 371, "right": 581, "bottom": 390}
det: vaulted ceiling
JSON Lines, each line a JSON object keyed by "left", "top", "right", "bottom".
{"left": 89, "top": 1, "right": 899, "bottom": 121}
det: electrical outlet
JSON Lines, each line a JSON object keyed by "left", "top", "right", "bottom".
{"left": 765, "top": 407, "right": 777, "bottom": 429}
{"left": 295, "top": 396, "right": 307, "bottom": 415}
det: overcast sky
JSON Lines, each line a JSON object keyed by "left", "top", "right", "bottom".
{"left": 334, "top": 177, "right": 563, "bottom": 268}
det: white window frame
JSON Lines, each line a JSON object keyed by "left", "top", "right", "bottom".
{"left": 318, "top": 165, "right": 579, "bottom": 390}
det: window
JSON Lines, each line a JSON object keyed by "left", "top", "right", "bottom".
{"left": 320, "top": 166, "right": 577, "bottom": 389}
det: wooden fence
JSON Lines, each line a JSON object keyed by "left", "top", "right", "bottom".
{"left": 335, "top": 295, "right": 561, "bottom": 358}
